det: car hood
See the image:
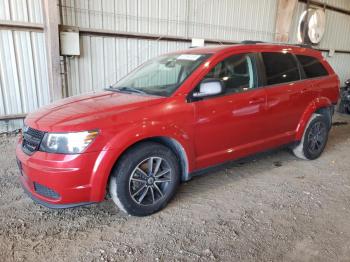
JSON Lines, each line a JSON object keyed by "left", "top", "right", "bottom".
{"left": 25, "top": 91, "right": 165, "bottom": 131}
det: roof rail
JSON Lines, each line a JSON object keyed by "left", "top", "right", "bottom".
{"left": 241, "top": 40, "right": 265, "bottom": 44}
{"left": 240, "top": 40, "right": 313, "bottom": 49}
{"left": 297, "top": 43, "right": 313, "bottom": 48}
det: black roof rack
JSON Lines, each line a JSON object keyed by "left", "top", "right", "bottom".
{"left": 240, "top": 40, "right": 313, "bottom": 49}
{"left": 241, "top": 40, "right": 265, "bottom": 44}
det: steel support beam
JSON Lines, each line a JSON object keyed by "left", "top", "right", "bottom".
{"left": 0, "top": 20, "right": 43, "bottom": 32}
{"left": 78, "top": 27, "right": 238, "bottom": 45}
{"left": 275, "top": 0, "right": 298, "bottom": 42}
{"left": 42, "top": 0, "right": 62, "bottom": 102}
{"left": 0, "top": 114, "right": 26, "bottom": 121}
{"left": 79, "top": 27, "right": 350, "bottom": 54}
{"left": 299, "top": 0, "right": 350, "bottom": 16}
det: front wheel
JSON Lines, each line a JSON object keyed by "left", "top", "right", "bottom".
{"left": 109, "top": 142, "right": 180, "bottom": 216}
{"left": 292, "top": 114, "right": 329, "bottom": 160}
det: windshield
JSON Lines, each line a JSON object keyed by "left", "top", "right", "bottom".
{"left": 111, "top": 53, "right": 210, "bottom": 96}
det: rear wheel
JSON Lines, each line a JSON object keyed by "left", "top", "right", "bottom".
{"left": 293, "top": 114, "right": 329, "bottom": 160}
{"left": 109, "top": 142, "right": 180, "bottom": 216}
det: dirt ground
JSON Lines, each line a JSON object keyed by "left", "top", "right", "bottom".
{"left": 0, "top": 113, "right": 350, "bottom": 262}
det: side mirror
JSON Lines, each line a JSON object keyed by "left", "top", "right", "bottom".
{"left": 193, "top": 79, "right": 224, "bottom": 98}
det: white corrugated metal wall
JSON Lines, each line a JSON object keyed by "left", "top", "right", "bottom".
{"left": 1, "top": 0, "right": 350, "bottom": 132}
{"left": 61, "top": 0, "right": 277, "bottom": 40}
{"left": 324, "top": 0, "right": 350, "bottom": 11}
{"left": 66, "top": 37, "right": 190, "bottom": 95}
{"left": 0, "top": 0, "right": 50, "bottom": 132}
{"left": 60, "top": 0, "right": 275, "bottom": 95}
{"left": 61, "top": 0, "right": 350, "bottom": 95}
{"left": 0, "top": 0, "right": 43, "bottom": 23}
{"left": 0, "top": 30, "right": 50, "bottom": 114}
{"left": 60, "top": 0, "right": 279, "bottom": 95}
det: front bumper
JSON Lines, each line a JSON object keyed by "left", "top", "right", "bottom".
{"left": 21, "top": 182, "right": 95, "bottom": 208}
{"left": 16, "top": 143, "right": 102, "bottom": 208}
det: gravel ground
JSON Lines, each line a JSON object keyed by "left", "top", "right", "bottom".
{"left": 0, "top": 113, "right": 350, "bottom": 262}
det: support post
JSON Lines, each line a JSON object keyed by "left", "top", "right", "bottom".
{"left": 42, "top": 0, "right": 62, "bottom": 102}
{"left": 275, "top": 0, "right": 298, "bottom": 42}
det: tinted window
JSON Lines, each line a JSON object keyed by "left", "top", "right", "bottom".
{"left": 204, "top": 54, "right": 256, "bottom": 94}
{"left": 262, "top": 52, "right": 300, "bottom": 85}
{"left": 296, "top": 55, "right": 329, "bottom": 78}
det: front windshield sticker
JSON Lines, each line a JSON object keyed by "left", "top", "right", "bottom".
{"left": 177, "top": 54, "right": 202, "bottom": 61}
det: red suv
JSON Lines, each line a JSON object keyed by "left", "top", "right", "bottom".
{"left": 16, "top": 43, "right": 339, "bottom": 216}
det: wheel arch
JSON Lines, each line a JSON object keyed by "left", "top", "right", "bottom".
{"left": 139, "top": 136, "right": 191, "bottom": 182}
{"left": 90, "top": 135, "right": 192, "bottom": 202}
{"left": 108, "top": 136, "right": 192, "bottom": 191}
{"left": 295, "top": 97, "right": 333, "bottom": 141}
{"left": 315, "top": 106, "right": 333, "bottom": 129}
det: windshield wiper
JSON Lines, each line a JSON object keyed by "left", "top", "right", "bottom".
{"left": 105, "top": 86, "right": 147, "bottom": 95}
{"left": 119, "top": 86, "right": 146, "bottom": 94}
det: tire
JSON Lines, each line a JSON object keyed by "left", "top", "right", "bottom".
{"left": 109, "top": 142, "right": 180, "bottom": 216}
{"left": 292, "top": 114, "right": 329, "bottom": 160}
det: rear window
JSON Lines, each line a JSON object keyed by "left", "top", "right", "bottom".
{"left": 262, "top": 52, "right": 300, "bottom": 85}
{"left": 296, "top": 55, "right": 329, "bottom": 78}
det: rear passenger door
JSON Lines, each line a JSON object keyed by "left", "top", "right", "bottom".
{"left": 260, "top": 52, "right": 308, "bottom": 141}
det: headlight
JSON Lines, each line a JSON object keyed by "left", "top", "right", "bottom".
{"left": 40, "top": 130, "right": 99, "bottom": 154}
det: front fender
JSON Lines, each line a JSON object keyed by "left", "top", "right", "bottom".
{"left": 88, "top": 121, "right": 195, "bottom": 202}
{"left": 295, "top": 97, "right": 332, "bottom": 141}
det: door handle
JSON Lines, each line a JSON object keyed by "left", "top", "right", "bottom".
{"left": 249, "top": 97, "right": 265, "bottom": 105}
{"left": 301, "top": 88, "right": 308, "bottom": 94}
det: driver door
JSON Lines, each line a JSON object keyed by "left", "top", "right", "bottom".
{"left": 192, "top": 53, "right": 268, "bottom": 169}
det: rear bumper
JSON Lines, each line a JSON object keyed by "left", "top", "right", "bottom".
{"left": 16, "top": 142, "right": 105, "bottom": 207}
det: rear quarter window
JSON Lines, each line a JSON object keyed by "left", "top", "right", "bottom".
{"left": 296, "top": 55, "right": 329, "bottom": 78}
{"left": 261, "top": 52, "right": 300, "bottom": 86}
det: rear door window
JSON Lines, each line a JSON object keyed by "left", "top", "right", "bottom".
{"left": 261, "top": 52, "right": 300, "bottom": 86}
{"left": 296, "top": 55, "right": 329, "bottom": 78}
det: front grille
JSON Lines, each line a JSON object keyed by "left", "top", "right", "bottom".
{"left": 26, "top": 127, "right": 45, "bottom": 139}
{"left": 33, "top": 182, "right": 60, "bottom": 199}
{"left": 22, "top": 127, "right": 45, "bottom": 155}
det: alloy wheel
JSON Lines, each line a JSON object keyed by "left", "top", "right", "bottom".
{"left": 307, "top": 121, "right": 327, "bottom": 154}
{"left": 129, "top": 157, "right": 172, "bottom": 206}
